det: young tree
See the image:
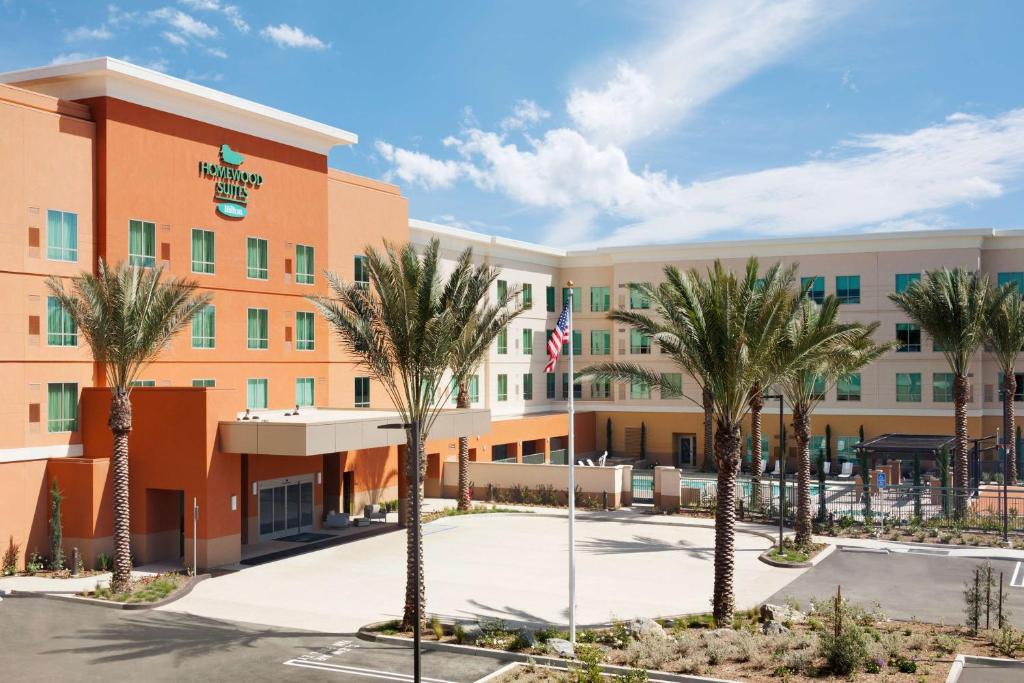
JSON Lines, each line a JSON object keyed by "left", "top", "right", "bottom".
{"left": 47, "top": 261, "right": 210, "bottom": 592}
{"left": 775, "top": 296, "right": 892, "bottom": 546}
{"left": 584, "top": 258, "right": 800, "bottom": 626}
{"left": 986, "top": 282, "right": 1024, "bottom": 485}
{"left": 309, "top": 238, "right": 502, "bottom": 631}
{"left": 890, "top": 268, "right": 992, "bottom": 501}
{"left": 50, "top": 479, "right": 64, "bottom": 571}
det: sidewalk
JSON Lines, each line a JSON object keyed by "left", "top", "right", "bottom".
{"left": 811, "top": 533, "right": 1024, "bottom": 559}
{"left": 0, "top": 563, "right": 174, "bottom": 596}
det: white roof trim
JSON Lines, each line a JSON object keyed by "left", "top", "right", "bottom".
{"left": 0, "top": 57, "right": 357, "bottom": 155}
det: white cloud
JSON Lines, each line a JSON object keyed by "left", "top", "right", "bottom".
{"left": 50, "top": 52, "right": 93, "bottom": 65}
{"left": 150, "top": 7, "right": 218, "bottom": 39}
{"left": 376, "top": 141, "right": 466, "bottom": 190}
{"left": 222, "top": 6, "right": 248, "bottom": 33}
{"left": 260, "top": 23, "right": 329, "bottom": 50}
{"left": 179, "top": 0, "right": 219, "bottom": 9}
{"left": 178, "top": 0, "right": 249, "bottom": 33}
{"left": 500, "top": 99, "right": 550, "bottom": 131}
{"left": 162, "top": 31, "right": 188, "bottom": 47}
{"left": 65, "top": 25, "right": 113, "bottom": 42}
{"left": 205, "top": 46, "right": 228, "bottom": 58}
{"left": 566, "top": 0, "right": 837, "bottom": 147}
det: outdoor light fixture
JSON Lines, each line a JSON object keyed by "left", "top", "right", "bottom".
{"left": 252, "top": 482, "right": 257, "bottom": 496}
{"left": 762, "top": 393, "right": 786, "bottom": 551}
{"left": 317, "top": 472, "right": 322, "bottom": 485}
{"left": 230, "top": 495, "right": 237, "bottom": 511}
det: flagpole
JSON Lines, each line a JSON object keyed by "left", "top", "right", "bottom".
{"left": 566, "top": 281, "right": 576, "bottom": 646}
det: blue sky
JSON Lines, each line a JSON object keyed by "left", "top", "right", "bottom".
{"left": 2, "top": 1, "right": 1023, "bottom": 247}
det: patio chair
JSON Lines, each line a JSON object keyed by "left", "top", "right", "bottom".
{"left": 363, "top": 504, "right": 387, "bottom": 523}
{"left": 837, "top": 461, "right": 853, "bottom": 479}
{"left": 325, "top": 511, "right": 350, "bottom": 529}
{"left": 760, "top": 458, "right": 769, "bottom": 474}
{"left": 598, "top": 451, "right": 608, "bottom": 466}
{"left": 821, "top": 460, "right": 831, "bottom": 476}
{"left": 769, "top": 460, "right": 780, "bottom": 476}
{"left": 585, "top": 459, "right": 596, "bottom": 467}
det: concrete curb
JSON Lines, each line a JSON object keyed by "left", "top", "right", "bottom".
{"left": 358, "top": 629, "right": 734, "bottom": 683}
{"left": 944, "top": 654, "right": 1024, "bottom": 683}
{"left": 758, "top": 541, "right": 835, "bottom": 568}
{"left": 8, "top": 573, "right": 209, "bottom": 610}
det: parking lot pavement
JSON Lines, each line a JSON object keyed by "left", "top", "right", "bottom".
{"left": 0, "top": 595, "right": 503, "bottom": 682}
{"left": 767, "top": 548, "right": 1024, "bottom": 626}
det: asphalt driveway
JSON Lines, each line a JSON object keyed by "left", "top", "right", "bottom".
{"left": 162, "top": 508, "right": 796, "bottom": 631}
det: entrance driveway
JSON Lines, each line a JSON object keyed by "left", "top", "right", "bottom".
{"left": 162, "top": 508, "right": 800, "bottom": 631}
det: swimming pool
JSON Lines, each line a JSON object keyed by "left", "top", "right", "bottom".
{"left": 681, "top": 478, "right": 829, "bottom": 499}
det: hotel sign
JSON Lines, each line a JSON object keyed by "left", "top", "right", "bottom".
{"left": 198, "top": 144, "right": 263, "bottom": 219}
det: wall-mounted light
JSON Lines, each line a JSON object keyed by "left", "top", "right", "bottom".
{"left": 230, "top": 495, "right": 237, "bottom": 511}
{"left": 252, "top": 482, "right": 257, "bottom": 495}
{"left": 317, "top": 472, "right": 322, "bottom": 484}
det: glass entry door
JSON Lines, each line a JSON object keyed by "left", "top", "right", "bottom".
{"left": 258, "top": 477, "right": 314, "bottom": 539}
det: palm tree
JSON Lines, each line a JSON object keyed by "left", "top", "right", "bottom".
{"left": 308, "top": 238, "right": 498, "bottom": 632}
{"left": 748, "top": 387, "right": 764, "bottom": 509}
{"left": 986, "top": 283, "right": 1024, "bottom": 485}
{"left": 890, "top": 269, "right": 992, "bottom": 500}
{"left": 46, "top": 260, "right": 211, "bottom": 593}
{"left": 775, "top": 296, "right": 892, "bottom": 546}
{"left": 585, "top": 258, "right": 799, "bottom": 626}
{"left": 450, "top": 277, "right": 523, "bottom": 510}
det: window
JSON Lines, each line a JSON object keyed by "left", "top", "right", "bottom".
{"left": 350, "top": 376, "right": 369, "bottom": 408}
{"left": 998, "top": 272, "right": 1024, "bottom": 292}
{"left": 296, "top": 377, "right": 314, "bottom": 407}
{"left": 807, "top": 375, "right": 826, "bottom": 400}
{"left": 590, "top": 286, "right": 610, "bottom": 312}
{"left": 895, "top": 273, "right": 920, "bottom": 293}
{"left": 46, "top": 210, "right": 78, "bottom": 261}
{"left": 590, "top": 330, "right": 611, "bottom": 355}
{"left": 896, "top": 323, "right": 921, "bottom": 352}
{"left": 745, "top": 435, "right": 770, "bottom": 459}
{"left": 130, "top": 380, "right": 156, "bottom": 387}
{"left": 591, "top": 379, "right": 610, "bottom": 399}
{"left": 836, "top": 435, "right": 858, "bottom": 461}
{"left": 932, "top": 373, "right": 954, "bottom": 403}
{"left": 246, "top": 378, "right": 268, "bottom": 409}
{"left": 661, "top": 373, "right": 682, "bottom": 399}
{"left": 47, "top": 383, "right": 78, "bottom": 433}
{"left": 522, "top": 283, "right": 533, "bottom": 308}
{"left": 998, "top": 373, "right": 1024, "bottom": 402}
{"left": 497, "top": 329, "right": 508, "bottom": 354}
{"left": 522, "top": 329, "right": 533, "bottom": 355}
{"left": 296, "top": 311, "right": 315, "bottom": 351}
{"left": 192, "top": 378, "right": 216, "bottom": 387}
{"left": 191, "top": 228, "right": 215, "bottom": 274}
{"left": 247, "top": 308, "right": 268, "bottom": 349}
{"left": 497, "top": 374, "right": 508, "bottom": 402}
{"left": 546, "top": 373, "right": 556, "bottom": 399}
{"left": 522, "top": 373, "right": 533, "bottom": 400}
{"left": 469, "top": 375, "right": 480, "bottom": 403}
{"left": 546, "top": 286, "right": 555, "bottom": 312}
{"left": 836, "top": 275, "right": 860, "bottom": 304}
{"left": 295, "top": 244, "right": 314, "bottom": 284}
{"left": 247, "top": 237, "right": 268, "bottom": 279}
{"left": 630, "top": 328, "right": 651, "bottom": 354}
{"left": 801, "top": 276, "right": 825, "bottom": 304}
{"left": 497, "top": 280, "right": 508, "bottom": 301}
{"left": 809, "top": 436, "right": 827, "bottom": 460}
{"left": 630, "top": 380, "right": 651, "bottom": 400}
{"left": 562, "top": 373, "right": 581, "bottom": 400}
{"left": 191, "top": 305, "right": 216, "bottom": 349}
{"left": 629, "top": 283, "right": 651, "bottom": 309}
{"left": 563, "top": 287, "right": 581, "bottom": 312}
{"left": 354, "top": 255, "right": 369, "bottom": 288}
{"left": 128, "top": 219, "right": 156, "bottom": 267}
{"left": 572, "top": 329, "right": 582, "bottom": 356}
{"left": 896, "top": 373, "right": 922, "bottom": 402}
{"left": 837, "top": 373, "right": 861, "bottom": 401}
{"left": 46, "top": 297, "right": 77, "bottom": 346}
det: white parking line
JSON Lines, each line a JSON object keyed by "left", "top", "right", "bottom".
{"left": 284, "top": 659, "right": 455, "bottom": 682}
{"left": 1011, "top": 561, "right": 1024, "bottom": 588}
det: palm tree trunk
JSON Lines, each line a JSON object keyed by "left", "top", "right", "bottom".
{"left": 108, "top": 389, "right": 132, "bottom": 593}
{"left": 749, "top": 389, "right": 764, "bottom": 509}
{"left": 456, "top": 383, "right": 471, "bottom": 511}
{"left": 712, "top": 421, "right": 740, "bottom": 628}
{"left": 402, "top": 436, "right": 426, "bottom": 632}
{"left": 793, "top": 406, "right": 812, "bottom": 547}
{"left": 702, "top": 386, "right": 714, "bottom": 471}
{"left": 954, "top": 374, "right": 970, "bottom": 516}
{"left": 1006, "top": 372, "right": 1017, "bottom": 486}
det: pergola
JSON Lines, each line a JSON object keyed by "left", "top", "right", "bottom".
{"left": 855, "top": 433, "right": 956, "bottom": 474}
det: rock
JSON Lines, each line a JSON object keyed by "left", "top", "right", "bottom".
{"left": 760, "top": 603, "right": 806, "bottom": 624}
{"left": 459, "top": 623, "right": 483, "bottom": 643}
{"left": 628, "top": 617, "right": 666, "bottom": 639}
{"left": 516, "top": 628, "right": 535, "bottom": 647}
{"left": 762, "top": 621, "right": 790, "bottom": 636}
{"left": 547, "top": 638, "right": 575, "bottom": 658}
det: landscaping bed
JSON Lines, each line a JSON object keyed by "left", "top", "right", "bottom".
{"left": 817, "top": 520, "right": 1022, "bottom": 549}
{"left": 79, "top": 572, "right": 188, "bottom": 604}
{"left": 762, "top": 541, "right": 828, "bottom": 566}
{"left": 377, "top": 598, "right": 1024, "bottom": 682}
{"left": 422, "top": 505, "right": 533, "bottom": 524}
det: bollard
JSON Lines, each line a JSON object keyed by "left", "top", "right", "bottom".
{"left": 739, "top": 499, "right": 745, "bottom": 521}
{"left": 70, "top": 547, "right": 79, "bottom": 577}
{"left": 603, "top": 490, "right": 608, "bottom": 510}
{"left": 488, "top": 483, "right": 493, "bottom": 502}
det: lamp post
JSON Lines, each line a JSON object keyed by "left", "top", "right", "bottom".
{"left": 763, "top": 394, "right": 785, "bottom": 550}
{"left": 380, "top": 420, "right": 421, "bottom": 683}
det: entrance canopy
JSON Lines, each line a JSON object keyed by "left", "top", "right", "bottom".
{"left": 855, "top": 433, "right": 956, "bottom": 456}
{"left": 219, "top": 407, "right": 491, "bottom": 456}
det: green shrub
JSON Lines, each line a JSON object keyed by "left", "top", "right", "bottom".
{"left": 572, "top": 644, "right": 604, "bottom": 683}
{"left": 534, "top": 626, "right": 559, "bottom": 644}
{"left": 819, "top": 625, "right": 868, "bottom": 675}
{"left": 894, "top": 657, "right": 917, "bottom": 673}
{"left": 989, "top": 626, "right": 1024, "bottom": 658}
{"left": 429, "top": 615, "right": 444, "bottom": 640}
{"left": 933, "top": 633, "right": 962, "bottom": 655}
{"left": 26, "top": 551, "right": 46, "bottom": 574}
{"left": 576, "top": 629, "right": 599, "bottom": 643}
{"left": 96, "top": 553, "right": 111, "bottom": 572}
{"left": 453, "top": 623, "right": 465, "bottom": 644}
{"left": 2, "top": 536, "right": 20, "bottom": 576}
{"left": 615, "top": 669, "right": 648, "bottom": 683}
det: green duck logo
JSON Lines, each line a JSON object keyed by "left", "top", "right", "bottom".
{"left": 219, "top": 144, "right": 244, "bottom": 166}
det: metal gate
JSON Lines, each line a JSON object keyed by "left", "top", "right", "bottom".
{"left": 631, "top": 470, "right": 655, "bottom": 505}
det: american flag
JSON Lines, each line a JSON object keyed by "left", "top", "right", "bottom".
{"left": 544, "top": 299, "right": 571, "bottom": 373}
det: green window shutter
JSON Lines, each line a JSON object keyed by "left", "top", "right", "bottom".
{"left": 546, "top": 286, "right": 555, "bottom": 312}
{"left": 296, "top": 311, "right": 315, "bottom": 350}
{"left": 572, "top": 330, "right": 582, "bottom": 355}
{"left": 546, "top": 373, "right": 556, "bottom": 399}
{"left": 296, "top": 244, "right": 314, "bottom": 284}
{"left": 522, "top": 329, "right": 533, "bottom": 355}
{"left": 523, "top": 373, "right": 533, "bottom": 400}
{"left": 895, "top": 273, "right": 920, "bottom": 293}
{"left": 562, "top": 373, "right": 568, "bottom": 400}
{"left": 522, "top": 284, "right": 533, "bottom": 308}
